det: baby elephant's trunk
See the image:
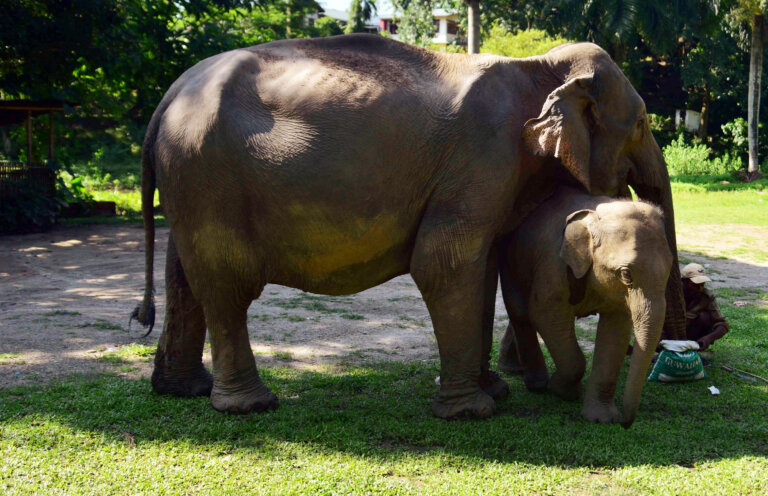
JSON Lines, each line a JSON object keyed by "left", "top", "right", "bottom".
{"left": 621, "top": 289, "right": 666, "bottom": 429}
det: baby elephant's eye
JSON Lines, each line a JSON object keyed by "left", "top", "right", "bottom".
{"left": 619, "top": 267, "right": 633, "bottom": 286}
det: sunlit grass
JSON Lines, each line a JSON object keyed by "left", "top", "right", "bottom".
{"left": 1, "top": 296, "right": 766, "bottom": 494}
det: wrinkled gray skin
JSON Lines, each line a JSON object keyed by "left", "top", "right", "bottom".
{"left": 498, "top": 186, "right": 672, "bottom": 428}
{"left": 134, "top": 34, "right": 685, "bottom": 419}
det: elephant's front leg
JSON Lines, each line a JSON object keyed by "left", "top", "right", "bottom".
{"left": 582, "top": 311, "right": 632, "bottom": 424}
{"left": 411, "top": 230, "right": 496, "bottom": 419}
{"left": 533, "top": 312, "right": 585, "bottom": 401}
{"left": 151, "top": 234, "right": 213, "bottom": 397}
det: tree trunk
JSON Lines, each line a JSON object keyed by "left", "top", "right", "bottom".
{"left": 698, "top": 89, "right": 710, "bottom": 140}
{"left": 748, "top": 13, "right": 764, "bottom": 180}
{"left": 286, "top": 5, "right": 292, "bottom": 38}
{"left": 467, "top": 0, "right": 480, "bottom": 54}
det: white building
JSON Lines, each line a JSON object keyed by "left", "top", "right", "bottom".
{"left": 377, "top": 8, "right": 462, "bottom": 45}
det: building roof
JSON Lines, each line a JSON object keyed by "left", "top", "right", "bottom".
{"left": 378, "top": 8, "right": 457, "bottom": 21}
{"left": 0, "top": 100, "right": 73, "bottom": 126}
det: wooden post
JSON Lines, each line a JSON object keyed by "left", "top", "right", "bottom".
{"left": 26, "top": 110, "right": 32, "bottom": 163}
{"left": 48, "top": 111, "right": 54, "bottom": 162}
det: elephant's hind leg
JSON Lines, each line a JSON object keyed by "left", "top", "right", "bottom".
{"left": 204, "top": 283, "right": 278, "bottom": 414}
{"left": 499, "top": 320, "right": 549, "bottom": 392}
{"left": 152, "top": 234, "right": 213, "bottom": 397}
{"left": 479, "top": 251, "right": 509, "bottom": 400}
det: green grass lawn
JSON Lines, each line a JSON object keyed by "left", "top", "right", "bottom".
{"left": 669, "top": 174, "right": 768, "bottom": 227}
{"left": 2, "top": 292, "right": 767, "bottom": 494}
{"left": 4, "top": 172, "right": 766, "bottom": 494}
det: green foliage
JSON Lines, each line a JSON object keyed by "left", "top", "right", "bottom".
{"left": 721, "top": 117, "right": 750, "bottom": 157}
{"left": 429, "top": 42, "right": 466, "bottom": 53}
{"left": 647, "top": 113, "right": 678, "bottom": 149}
{"left": 345, "top": 0, "right": 377, "bottom": 34}
{"left": 0, "top": 175, "right": 64, "bottom": 233}
{"left": 539, "top": 0, "right": 720, "bottom": 62}
{"left": 664, "top": 134, "right": 744, "bottom": 175}
{"left": 314, "top": 16, "right": 343, "bottom": 36}
{"left": 1, "top": 288, "right": 767, "bottom": 494}
{"left": 481, "top": 25, "right": 572, "bottom": 57}
{"left": 391, "top": 0, "right": 435, "bottom": 47}
{"left": 647, "top": 113, "right": 672, "bottom": 132}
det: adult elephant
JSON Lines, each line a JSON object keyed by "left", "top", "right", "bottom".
{"left": 133, "top": 34, "right": 685, "bottom": 419}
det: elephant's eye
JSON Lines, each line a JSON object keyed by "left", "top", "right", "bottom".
{"left": 619, "top": 267, "right": 633, "bottom": 286}
{"left": 633, "top": 118, "right": 645, "bottom": 140}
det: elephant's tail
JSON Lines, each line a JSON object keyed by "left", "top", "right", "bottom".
{"left": 130, "top": 119, "right": 158, "bottom": 337}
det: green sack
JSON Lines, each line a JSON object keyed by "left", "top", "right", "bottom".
{"left": 648, "top": 349, "right": 706, "bottom": 382}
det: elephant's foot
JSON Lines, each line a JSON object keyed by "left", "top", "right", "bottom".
{"left": 523, "top": 368, "right": 549, "bottom": 393}
{"left": 210, "top": 381, "right": 278, "bottom": 414}
{"left": 581, "top": 400, "right": 620, "bottom": 424}
{"left": 548, "top": 371, "right": 582, "bottom": 401}
{"left": 151, "top": 363, "right": 213, "bottom": 398}
{"left": 479, "top": 369, "right": 510, "bottom": 400}
{"left": 431, "top": 386, "right": 496, "bottom": 419}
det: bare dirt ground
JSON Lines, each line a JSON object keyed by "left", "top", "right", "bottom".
{"left": 1, "top": 223, "right": 767, "bottom": 388}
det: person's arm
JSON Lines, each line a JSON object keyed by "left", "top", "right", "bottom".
{"left": 697, "top": 324, "right": 728, "bottom": 351}
{"left": 697, "top": 289, "right": 729, "bottom": 351}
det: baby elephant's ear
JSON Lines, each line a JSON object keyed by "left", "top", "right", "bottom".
{"left": 523, "top": 75, "right": 596, "bottom": 192}
{"left": 560, "top": 209, "right": 595, "bottom": 279}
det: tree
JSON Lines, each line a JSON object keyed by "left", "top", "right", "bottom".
{"left": 481, "top": 25, "right": 572, "bottom": 57}
{"left": 681, "top": 24, "right": 746, "bottom": 139}
{"left": 345, "top": 0, "right": 377, "bottom": 33}
{"left": 466, "top": 0, "right": 480, "bottom": 53}
{"left": 729, "top": 0, "right": 767, "bottom": 179}
{"left": 0, "top": 0, "right": 320, "bottom": 168}
{"left": 391, "top": 0, "right": 436, "bottom": 46}
{"left": 540, "top": 0, "right": 719, "bottom": 64}
{"left": 315, "top": 16, "right": 344, "bottom": 36}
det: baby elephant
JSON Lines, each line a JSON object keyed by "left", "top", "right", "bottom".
{"left": 498, "top": 186, "right": 672, "bottom": 428}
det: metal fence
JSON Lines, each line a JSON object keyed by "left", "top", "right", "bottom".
{"left": 0, "top": 161, "right": 57, "bottom": 202}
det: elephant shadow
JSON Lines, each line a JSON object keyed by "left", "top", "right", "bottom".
{"left": 2, "top": 353, "right": 767, "bottom": 469}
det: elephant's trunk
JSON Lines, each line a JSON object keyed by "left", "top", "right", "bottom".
{"left": 621, "top": 289, "right": 666, "bottom": 429}
{"left": 628, "top": 133, "right": 686, "bottom": 340}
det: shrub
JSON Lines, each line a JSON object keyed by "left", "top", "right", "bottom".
{"left": 663, "top": 134, "right": 742, "bottom": 175}
{"left": 481, "top": 26, "right": 572, "bottom": 58}
{"left": 0, "top": 175, "right": 65, "bottom": 234}
{"left": 314, "top": 16, "right": 343, "bottom": 37}
{"left": 720, "top": 117, "right": 749, "bottom": 158}
{"left": 648, "top": 113, "right": 677, "bottom": 149}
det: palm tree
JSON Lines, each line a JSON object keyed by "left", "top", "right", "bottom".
{"left": 345, "top": 0, "right": 377, "bottom": 34}
{"left": 544, "top": 0, "right": 718, "bottom": 64}
{"left": 732, "top": 1, "right": 767, "bottom": 180}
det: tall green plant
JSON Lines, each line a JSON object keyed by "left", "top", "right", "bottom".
{"left": 345, "top": 0, "right": 377, "bottom": 33}
{"left": 729, "top": 0, "right": 768, "bottom": 180}
{"left": 391, "top": 0, "right": 436, "bottom": 46}
{"left": 480, "top": 25, "right": 571, "bottom": 57}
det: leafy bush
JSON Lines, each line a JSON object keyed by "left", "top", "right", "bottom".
{"left": 720, "top": 117, "right": 749, "bottom": 157}
{"left": 647, "top": 113, "right": 678, "bottom": 149}
{"left": 648, "top": 113, "right": 673, "bottom": 131}
{"left": 663, "top": 134, "right": 742, "bottom": 175}
{"left": 0, "top": 176, "right": 65, "bottom": 234}
{"left": 313, "top": 16, "right": 343, "bottom": 37}
{"left": 481, "top": 26, "right": 572, "bottom": 58}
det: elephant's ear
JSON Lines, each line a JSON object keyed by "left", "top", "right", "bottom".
{"left": 523, "top": 75, "right": 597, "bottom": 192}
{"left": 560, "top": 209, "right": 595, "bottom": 279}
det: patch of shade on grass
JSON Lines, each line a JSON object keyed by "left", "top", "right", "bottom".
{"left": 1, "top": 295, "right": 766, "bottom": 494}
